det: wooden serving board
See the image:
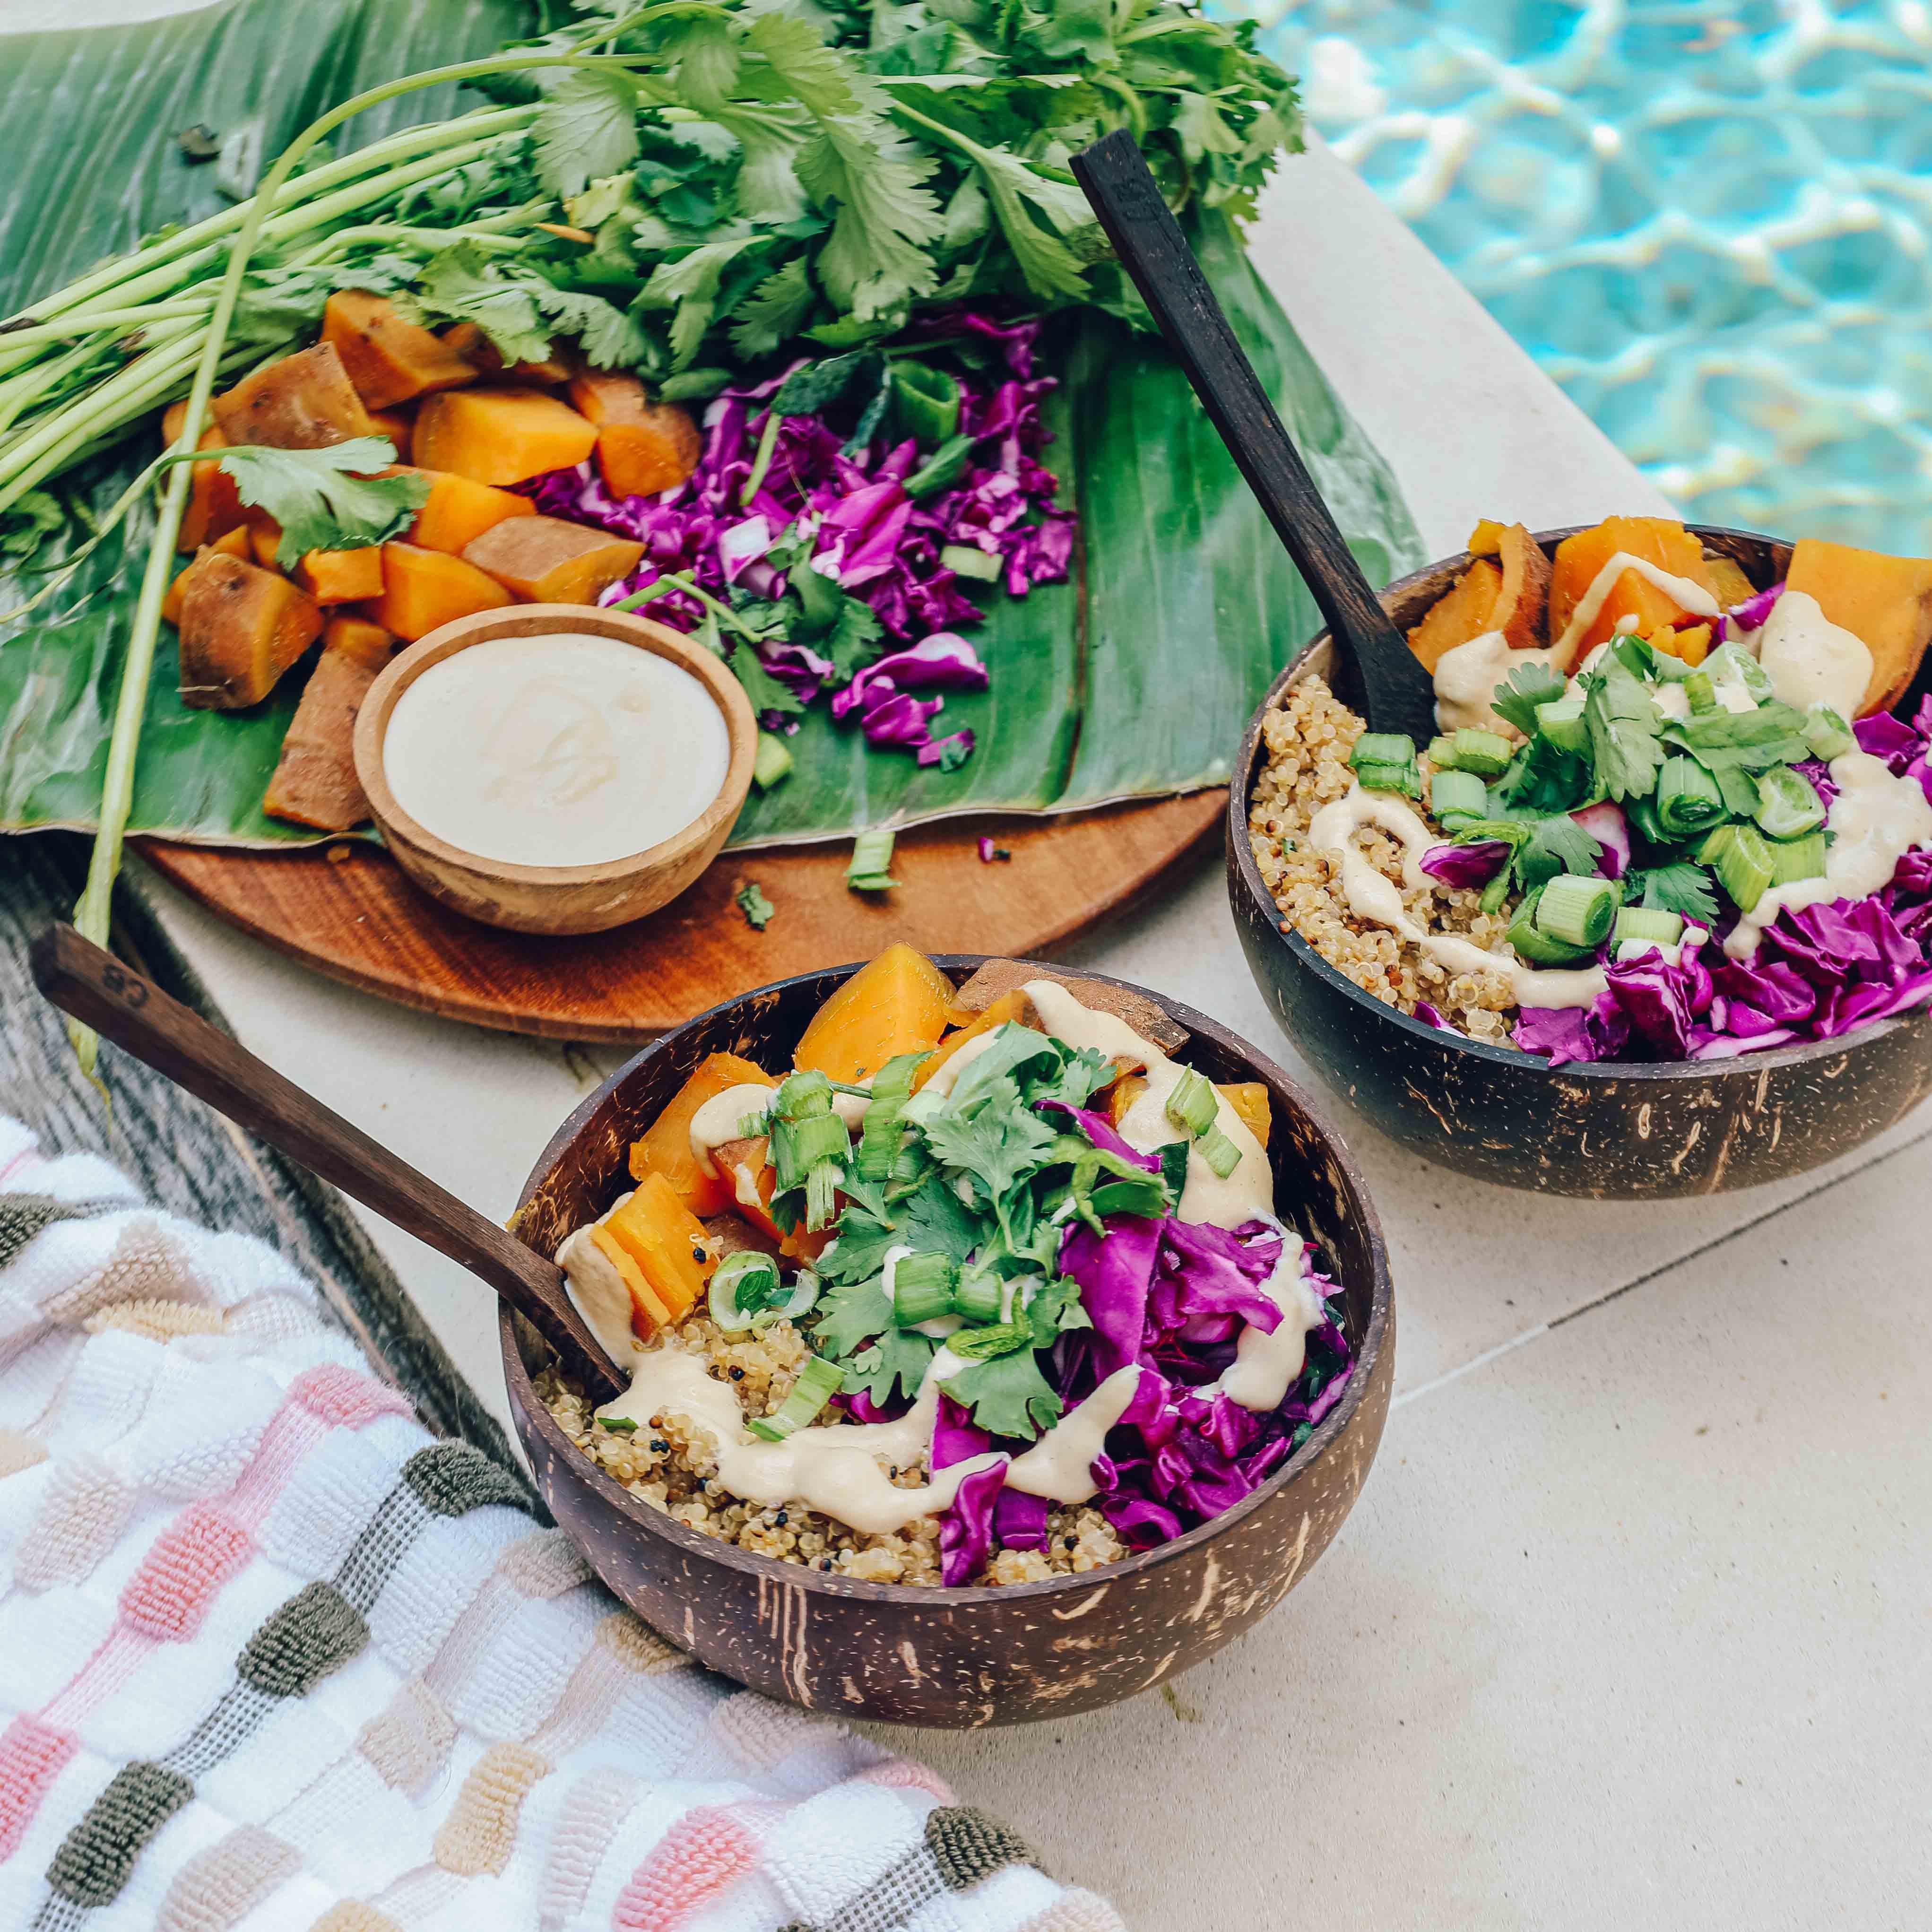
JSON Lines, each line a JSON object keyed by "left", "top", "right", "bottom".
{"left": 138, "top": 791, "right": 1224, "bottom": 1041}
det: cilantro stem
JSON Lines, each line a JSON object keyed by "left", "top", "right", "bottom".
{"left": 740, "top": 406, "right": 783, "bottom": 509}
{"left": 615, "top": 568, "right": 764, "bottom": 641}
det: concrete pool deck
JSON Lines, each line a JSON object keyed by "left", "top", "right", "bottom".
{"left": 105, "top": 139, "right": 1924, "bottom": 1925}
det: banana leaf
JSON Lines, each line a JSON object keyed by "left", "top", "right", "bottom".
{"left": 0, "top": 3, "right": 1423, "bottom": 854}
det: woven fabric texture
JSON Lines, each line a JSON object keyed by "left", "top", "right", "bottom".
{"left": 0, "top": 1120, "right": 1123, "bottom": 1932}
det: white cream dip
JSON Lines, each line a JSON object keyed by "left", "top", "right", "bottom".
{"left": 1724, "top": 751, "right": 1932, "bottom": 959}
{"left": 1305, "top": 786, "right": 1608, "bottom": 1011}
{"left": 382, "top": 632, "right": 730, "bottom": 867}
{"left": 1755, "top": 590, "right": 1873, "bottom": 721}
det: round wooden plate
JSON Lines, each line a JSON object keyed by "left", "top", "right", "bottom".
{"left": 137, "top": 791, "right": 1224, "bottom": 1041}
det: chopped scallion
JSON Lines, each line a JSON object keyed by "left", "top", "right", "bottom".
{"left": 709, "top": 1250, "right": 781, "bottom": 1333}
{"left": 1448, "top": 728, "right": 1513, "bottom": 778}
{"left": 1706, "top": 642, "right": 1773, "bottom": 702}
{"left": 1705, "top": 822, "right": 1774, "bottom": 911}
{"left": 746, "top": 1355, "right": 843, "bottom": 1441}
{"left": 892, "top": 1250, "right": 958, "bottom": 1327}
{"left": 1507, "top": 886, "right": 1592, "bottom": 965}
{"left": 1351, "top": 732, "right": 1416, "bottom": 768}
{"left": 1533, "top": 872, "right": 1618, "bottom": 949}
{"left": 1355, "top": 762, "right": 1421, "bottom": 798}
{"left": 1614, "top": 905, "right": 1684, "bottom": 946}
{"left": 1770, "top": 830, "right": 1827, "bottom": 885}
{"left": 1753, "top": 764, "right": 1826, "bottom": 840}
{"left": 1429, "top": 769, "right": 1488, "bottom": 825}
{"left": 1479, "top": 869, "right": 1513, "bottom": 916}
{"left": 1196, "top": 1125, "right": 1243, "bottom": 1179}
{"left": 952, "top": 1270, "right": 1004, "bottom": 1325}
{"left": 1655, "top": 753, "right": 1726, "bottom": 839}
{"left": 1426, "top": 735, "right": 1460, "bottom": 770}
{"left": 854, "top": 1050, "right": 926, "bottom": 1182}
{"left": 1684, "top": 671, "right": 1716, "bottom": 714}
{"left": 946, "top": 1320, "right": 1032, "bottom": 1360}
{"left": 939, "top": 542, "right": 1002, "bottom": 581}
{"left": 1164, "top": 1068, "right": 1218, "bottom": 1138}
{"left": 846, "top": 827, "right": 899, "bottom": 892}
{"left": 1804, "top": 703, "right": 1854, "bottom": 761}
{"left": 1534, "top": 694, "right": 1588, "bottom": 754}
{"left": 752, "top": 732, "right": 793, "bottom": 790}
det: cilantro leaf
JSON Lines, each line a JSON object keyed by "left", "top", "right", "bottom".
{"left": 943, "top": 1346, "right": 1062, "bottom": 1441}
{"left": 1489, "top": 660, "right": 1568, "bottom": 739}
{"left": 844, "top": 1325, "right": 937, "bottom": 1407}
{"left": 209, "top": 439, "right": 428, "bottom": 568}
{"left": 532, "top": 69, "right": 641, "bottom": 198}
{"left": 403, "top": 243, "right": 552, "bottom": 364}
{"left": 1025, "top": 1274, "right": 1092, "bottom": 1349}
{"left": 1584, "top": 660, "right": 1664, "bottom": 802}
{"left": 922, "top": 1089, "right": 1060, "bottom": 1207}
{"left": 894, "top": 1172, "right": 986, "bottom": 1262}
{"left": 810, "top": 1274, "right": 893, "bottom": 1355}
{"left": 820, "top": 595, "right": 884, "bottom": 683}
{"left": 726, "top": 641, "right": 806, "bottom": 721}
{"left": 730, "top": 257, "right": 817, "bottom": 360}
{"left": 528, "top": 283, "right": 646, "bottom": 370}
{"left": 639, "top": 236, "right": 765, "bottom": 370}
{"left": 1632, "top": 863, "right": 1720, "bottom": 924}
{"left": 1518, "top": 814, "right": 1602, "bottom": 888}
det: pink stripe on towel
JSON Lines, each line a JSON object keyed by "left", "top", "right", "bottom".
{"left": 611, "top": 1806, "right": 760, "bottom": 1931}
{"left": 0, "top": 1714, "right": 78, "bottom": 1861}
{"left": 121, "top": 1503, "right": 256, "bottom": 1643}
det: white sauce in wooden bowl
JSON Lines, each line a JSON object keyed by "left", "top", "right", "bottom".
{"left": 382, "top": 632, "right": 730, "bottom": 867}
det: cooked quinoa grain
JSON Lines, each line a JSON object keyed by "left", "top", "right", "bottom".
{"left": 1246, "top": 672, "right": 1518, "bottom": 1043}
{"left": 537, "top": 1316, "right": 1128, "bottom": 1588}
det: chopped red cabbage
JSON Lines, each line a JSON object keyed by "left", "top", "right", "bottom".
{"left": 1571, "top": 801, "right": 1630, "bottom": 879}
{"left": 1421, "top": 841, "right": 1508, "bottom": 888}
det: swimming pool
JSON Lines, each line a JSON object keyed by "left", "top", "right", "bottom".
{"left": 1238, "top": 1, "right": 1932, "bottom": 554}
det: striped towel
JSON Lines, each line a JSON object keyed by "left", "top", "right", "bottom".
{"left": 0, "top": 1118, "right": 1121, "bottom": 1932}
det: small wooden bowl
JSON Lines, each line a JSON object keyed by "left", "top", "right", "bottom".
{"left": 353, "top": 604, "right": 756, "bottom": 935}
{"left": 1227, "top": 524, "right": 1932, "bottom": 1198}
{"left": 502, "top": 957, "right": 1395, "bottom": 1727}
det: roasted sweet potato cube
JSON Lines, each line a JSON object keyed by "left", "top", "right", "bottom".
{"left": 1406, "top": 558, "right": 1502, "bottom": 673}
{"left": 396, "top": 466, "right": 537, "bottom": 554}
{"left": 295, "top": 547, "right": 385, "bottom": 604}
{"left": 1650, "top": 622, "right": 1712, "bottom": 668}
{"left": 367, "top": 407, "right": 414, "bottom": 461}
{"left": 412, "top": 385, "right": 598, "bottom": 487}
{"left": 603, "top": 1173, "right": 714, "bottom": 1327}
{"left": 212, "top": 341, "right": 374, "bottom": 450}
{"left": 1216, "top": 1082, "right": 1272, "bottom": 1148}
{"left": 944, "top": 959, "right": 1190, "bottom": 1054}
{"left": 161, "top": 410, "right": 245, "bottom": 552}
{"left": 1702, "top": 554, "right": 1758, "bottom": 611}
{"left": 1466, "top": 519, "right": 1506, "bottom": 558}
{"left": 567, "top": 373, "right": 701, "bottom": 499}
{"left": 1548, "top": 516, "right": 1713, "bottom": 657}
{"left": 321, "top": 612, "right": 397, "bottom": 671}
{"left": 628, "top": 1051, "right": 776, "bottom": 1216}
{"left": 461, "top": 515, "right": 643, "bottom": 604}
{"left": 1489, "top": 523, "right": 1552, "bottom": 653}
{"left": 177, "top": 553, "right": 322, "bottom": 709}
{"left": 162, "top": 526, "right": 250, "bottom": 625}
{"left": 321, "top": 290, "right": 477, "bottom": 410}
{"left": 250, "top": 521, "right": 284, "bottom": 570}
{"left": 368, "top": 541, "right": 513, "bottom": 641}
{"left": 1785, "top": 536, "right": 1932, "bottom": 717}
{"left": 262, "top": 647, "right": 382, "bottom": 831}
{"left": 440, "top": 321, "right": 579, "bottom": 387}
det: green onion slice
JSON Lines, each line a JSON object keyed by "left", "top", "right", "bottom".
{"left": 1655, "top": 753, "right": 1726, "bottom": 839}
{"left": 854, "top": 1049, "right": 927, "bottom": 1182}
{"left": 891, "top": 1250, "right": 958, "bottom": 1328}
{"left": 1804, "top": 703, "right": 1854, "bottom": 761}
{"left": 1196, "top": 1126, "right": 1243, "bottom": 1180}
{"left": 1770, "top": 831, "right": 1827, "bottom": 886}
{"left": 1710, "top": 822, "right": 1775, "bottom": 911}
{"left": 1534, "top": 873, "right": 1618, "bottom": 949}
{"left": 945, "top": 1320, "right": 1032, "bottom": 1361}
{"left": 1448, "top": 728, "right": 1513, "bottom": 777}
{"left": 1429, "top": 769, "right": 1488, "bottom": 825}
{"left": 1684, "top": 671, "right": 1716, "bottom": 714}
{"left": 1753, "top": 764, "right": 1826, "bottom": 841}
{"left": 709, "top": 1250, "right": 782, "bottom": 1333}
{"left": 1535, "top": 695, "right": 1588, "bottom": 754}
{"left": 1614, "top": 905, "right": 1684, "bottom": 946}
{"left": 752, "top": 732, "right": 794, "bottom": 790}
{"left": 952, "top": 1269, "right": 1004, "bottom": 1325}
{"left": 1164, "top": 1067, "right": 1218, "bottom": 1138}
{"left": 746, "top": 1355, "right": 844, "bottom": 1442}
{"left": 1426, "top": 735, "right": 1460, "bottom": 770}
{"left": 847, "top": 827, "right": 899, "bottom": 892}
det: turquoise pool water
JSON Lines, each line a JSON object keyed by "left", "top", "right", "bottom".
{"left": 1234, "top": 1, "right": 1932, "bottom": 554}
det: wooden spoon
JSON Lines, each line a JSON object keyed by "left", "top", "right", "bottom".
{"left": 30, "top": 922, "right": 627, "bottom": 1404}
{"left": 1071, "top": 128, "right": 1440, "bottom": 745}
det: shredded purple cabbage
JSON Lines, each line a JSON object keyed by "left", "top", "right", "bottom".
{"left": 521, "top": 315, "right": 1072, "bottom": 764}
{"left": 1571, "top": 801, "right": 1630, "bottom": 879}
{"left": 1420, "top": 841, "right": 1508, "bottom": 889}
{"left": 1713, "top": 579, "right": 1785, "bottom": 641}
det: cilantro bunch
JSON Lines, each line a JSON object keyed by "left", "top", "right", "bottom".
{"left": 769, "top": 1022, "right": 1184, "bottom": 1439}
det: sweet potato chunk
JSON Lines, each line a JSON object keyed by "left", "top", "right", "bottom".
{"left": 796, "top": 944, "right": 954, "bottom": 1083}
{"left": 397, "top": 466, "right": 536, "bottom": 554}
{"left": 567, "top": 373, "right": 701, "bottom": 499}
{"left": 1548, "top": 517, "right": 1712, "bottom": 656}
{"left": 912, "top": 989, "right": 1031, "bottom": 1093}
{"left": 262, "top": 647, "right": 382, "bottom": 831}
{"left": 177, "top": 553, "right": 322, "bottom": 709}
{"left": 945, "top": 959, "right": 1190, "bottom": 1055}
{"left": 413, "top": 385, "right": 598, "bottom": 487}
{"left": 368, "top": 541, "right": 513, "bottom": 641}
{"left": 1785, "top": 537, "right": 1932, "bottom": 717}
{"left": 212, "top": 341, "right": 373, "bottom": 450}
{"left": 321, "top": 612, "right": 397, "bottom": 671}
{"left": 321, "top": 290, "right": 477, "bottom": 410}
{"left": 161, "top": 408, "right": 246, "bottom": 553}
{"left": 295, "top": 547, "right": 385, "bottom": 604}
{"left": 1649, "top": 622, "right": 1712, "bottom": 668}
{"left": 1217, "top": 1082, "right": 1272, "bottom": 1149}
{"left": 367, "top": 407, "right": 414, "bottom": 461}
{"left": 602, "top": 1173, "right": 716, "bottom": 1329}
{"left": 629, "top": 1051, "right": 776, "bottom": 1217}
{"left": 1702, "top": 554, "right": 1758, "bottom": 611}
{"left": 461, "top": 515, "right": 643, "bottom": 604}
{"left": 249, "top": 521, "right": 284, "bottom": 570}
{"left": 1489, "top": 523, "right": 1551, "bottom": 651}
{"left": 1406, "top": 558, "right": 1502, "bottom": 673}
{"left": 162, "top": 526, "right": 250, "bottom": 625}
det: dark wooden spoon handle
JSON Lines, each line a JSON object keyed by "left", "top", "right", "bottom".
{"left": 31, "top": 922, "right": 626, "bottom": 1404}
{"left": 1071, "top": 129, "right": 1438, "bottom": 743}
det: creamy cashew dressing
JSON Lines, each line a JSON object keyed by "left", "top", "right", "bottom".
{"left": 556, "top": 1202, "right": 644, "bottom": 1367}
{"left": 1213, "top": 1239, "right": 1326, "bottom": 1412}
{"left": 1019, "top": 979, "right": 1271, "bottom": 1227}
{"left": 382, "top": 633, "right": 731, "bottom": 868}
{"left": 1002, "top": 1366, "right": 1144, "bottom": 1502}
{"left": 1724, "top": 751, "right": 1932, "bottom": 959}
{"left": 1551, "top": 553, "right": 1721, "bottom": 663}
{"left": 1756, "top": 591, "right": 1873, "bottom": 720}
{"left": 1305, "top": 786, "right": 1609, "bottom": 1011}
{"left": 686, "top": 1083, "right": 777, "bottom": 1172}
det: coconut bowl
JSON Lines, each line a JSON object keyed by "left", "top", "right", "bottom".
{"left": 354, "top": 603, "right": 756, "bottom": 936}
{"left": 1228, "top": 523, "right": 1932, "bottom": 1198}
{"left": 502, "top": 957, "right": 1393, "bottom": 1727}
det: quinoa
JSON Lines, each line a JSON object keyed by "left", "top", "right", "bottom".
{"left": 1245, "top": 672, "right": 1519, "bottom": 1043}
{"left": 537, "top": 1312, "right": 1126, "bottom": 1588}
